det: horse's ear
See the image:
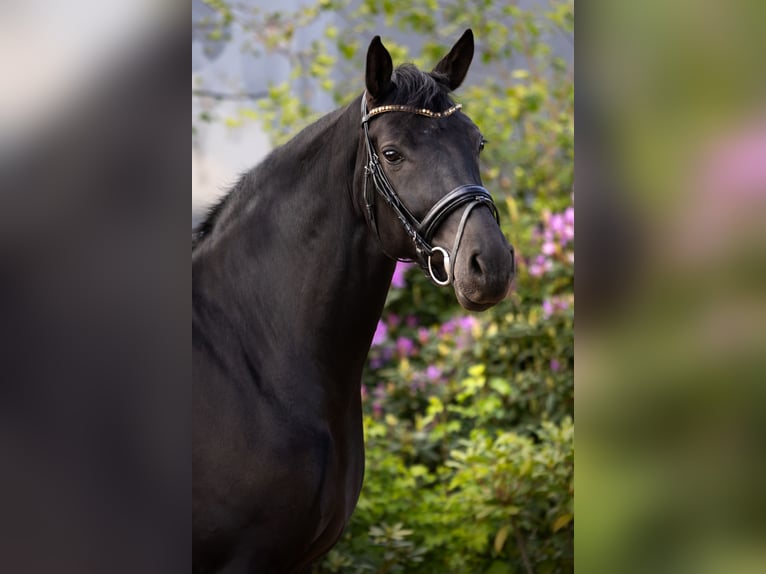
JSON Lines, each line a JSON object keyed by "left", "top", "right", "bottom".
{"left": 365, "top": 36, "right": 393, "bottom": 99}
{"left": 432, "top": 29, "right": 474, "bottom": 91}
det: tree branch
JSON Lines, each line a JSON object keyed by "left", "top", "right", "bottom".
{"left": 513, "top": 521, "right": 535, "bottom": 574}
{"left": 192, "top": 89, "right": 269, "bottom": 101}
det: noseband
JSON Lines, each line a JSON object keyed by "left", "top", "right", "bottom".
{"left": 360, "top": 93, "right": 500, "bottom": 286}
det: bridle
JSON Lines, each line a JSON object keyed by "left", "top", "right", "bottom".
{"left": 360, "top": 92, "right": 501, "bottom": 286}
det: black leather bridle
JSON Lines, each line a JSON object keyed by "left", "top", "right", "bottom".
{"left": 360, "top": 92, "right": 501, "bottom": 286}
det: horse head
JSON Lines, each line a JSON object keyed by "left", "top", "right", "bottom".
{"left": 361, "top": 30, "right": 516, "bottom": 311}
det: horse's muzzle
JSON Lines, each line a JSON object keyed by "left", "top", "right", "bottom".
{"left": 453, "top": 240, "right": 516, "bottom": 310}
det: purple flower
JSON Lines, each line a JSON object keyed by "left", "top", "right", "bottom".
{"left": 458, "top": 316, "right": 477, "bottom": 332}
{"left": 533, "top": 207, "right": 575, "bottom": 267}
{"left": 440, "top": 318, "right": 457, "bottom": 335}
{"left": 549, "top": 213, "right": 565, "bottom": 234}
{"left": 448, "top": 316, "right": 476, "bottom": 350}
{"left": 542, "top": 295, "right": 572, "bottom": 318}
{"left": 564, "top": 206, "right": 574, "bottom": 226}
{"left": 396, "top": 336, "right": 414, "bottom": 358}
{"left": 372, "top": 321, "right": 387, "bottom": 346}
{"left": 406, "top": 315, "right": 419, "bottom": 328}
{"left": 387, "top": 313, "right": 401, "bottom": 328}
{"left": 561, "top": 217, "right": 574, "bottom": 242}
{"left": 426, "top": 365, "right": 442, "bottom": 381}
{"left": 529, "top": 254, "right": 554, "bottom": 277}
{"left": 391, "top": 261, "right": 413, "bottom": 289}
{"left": 371, "top": 383, "right": 386, "bottom": 417}
{"left": 550, "top": 359, "right": 561, "bottom": 372}
{"left": 417, "top": 328, "right": 430, "bottom": 345}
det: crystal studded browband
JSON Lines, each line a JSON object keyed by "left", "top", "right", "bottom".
{"left": 361, "top": 103, "right": 462, "bottom": 124}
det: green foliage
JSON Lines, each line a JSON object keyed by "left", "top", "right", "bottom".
{"left": 333, "top": 280, "right": 574, "bottom": 573}
{"left": 195, "top": 1, "right": 573, "bottom": 572}
{"left": 320, "top": 410, "right": 573, "bottom": 573}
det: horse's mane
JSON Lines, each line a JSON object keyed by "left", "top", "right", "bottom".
{"left": 193, "top": 189, "right": 230, "bottom": 250}
{"left": 192, "top": 64, "right": 454, "bottom": 250}
{"left": 193, "top": 167, "right": 258, "bottom": 250}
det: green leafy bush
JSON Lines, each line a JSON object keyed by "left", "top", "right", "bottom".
{"left": 325, "top": 281, "right": 573, "bottom": 573}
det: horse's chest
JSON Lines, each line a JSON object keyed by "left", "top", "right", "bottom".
{"left": 267, "top": 414, "right": 364, "bottom": 528}
{"left": 194, "top": 391, "right": 364, "bottom": 572}
{"left": 244, "top": 418, "right": 364, "bottom": 569}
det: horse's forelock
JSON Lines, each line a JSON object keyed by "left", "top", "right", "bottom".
{"left": 389, "top": 64, "right": 454, "bottom": 110}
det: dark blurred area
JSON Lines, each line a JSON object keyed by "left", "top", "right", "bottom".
{"left": 0, "top": 3, "right": 188, "bottom": 573}
{"left": 577, "top": 0, "right": 766, "bottom": 572}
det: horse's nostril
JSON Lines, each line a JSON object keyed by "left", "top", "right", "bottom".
{"left": 470, "top": 252, "right": 483, "bottom": 275}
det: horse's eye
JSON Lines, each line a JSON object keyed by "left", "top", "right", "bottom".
{"left": 479, "top": 138, "right": 488, "bottom": 153}
{"left": 382, "top": 149, "right": 404, "bottom": 164}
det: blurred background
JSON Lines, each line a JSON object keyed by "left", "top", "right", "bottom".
{"left": 194, "top": 1, "right": 574, "bottom": 572}
{"left": 578, "top": 2, "right": 766, "bottom": 573}
{"left": 0, "top": 2, "right": 188, "bottom": 574}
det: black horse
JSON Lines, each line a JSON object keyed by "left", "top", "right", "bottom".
{"left": 193, "top": 30, "right": 515, "bottom": 573}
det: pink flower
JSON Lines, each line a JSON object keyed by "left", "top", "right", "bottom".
{"left": 564, "top": 206, "right": 574, "bottom": 226}
{"left": 426, "top": 365, "right": 442, "bottom": 381}
{"left": 396, "top": 336, "right": 414, "bottom": 358}
{"left": 439, "top": 318, "right": 457, "bottom": 335}
{"left": 372, "top": 321, "right": 387, "bottom": 346}
{"left": 542, "top": 295, "right": 572, "bottom": 318}
{"left": 550, "top": 359, "right": 561, "bottom": 372}
{"left": 549, "top": 213, "right": 565, "bottom": 234}
{"left": 563, "top": 225, "right": 574, "bottom": 244}
{"left": 391, "top": 261, "right": 413, "bottom": 289}
{"left": 530, "top": 254, "right": 554, "bottom": 277}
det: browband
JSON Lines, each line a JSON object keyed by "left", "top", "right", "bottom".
{"left": 361, "top": 102, "right": 463, "bottom": 124}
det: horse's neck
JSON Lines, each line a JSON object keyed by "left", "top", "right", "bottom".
{"left": 194, "top": 102, "right": 395, "bottom": 389}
